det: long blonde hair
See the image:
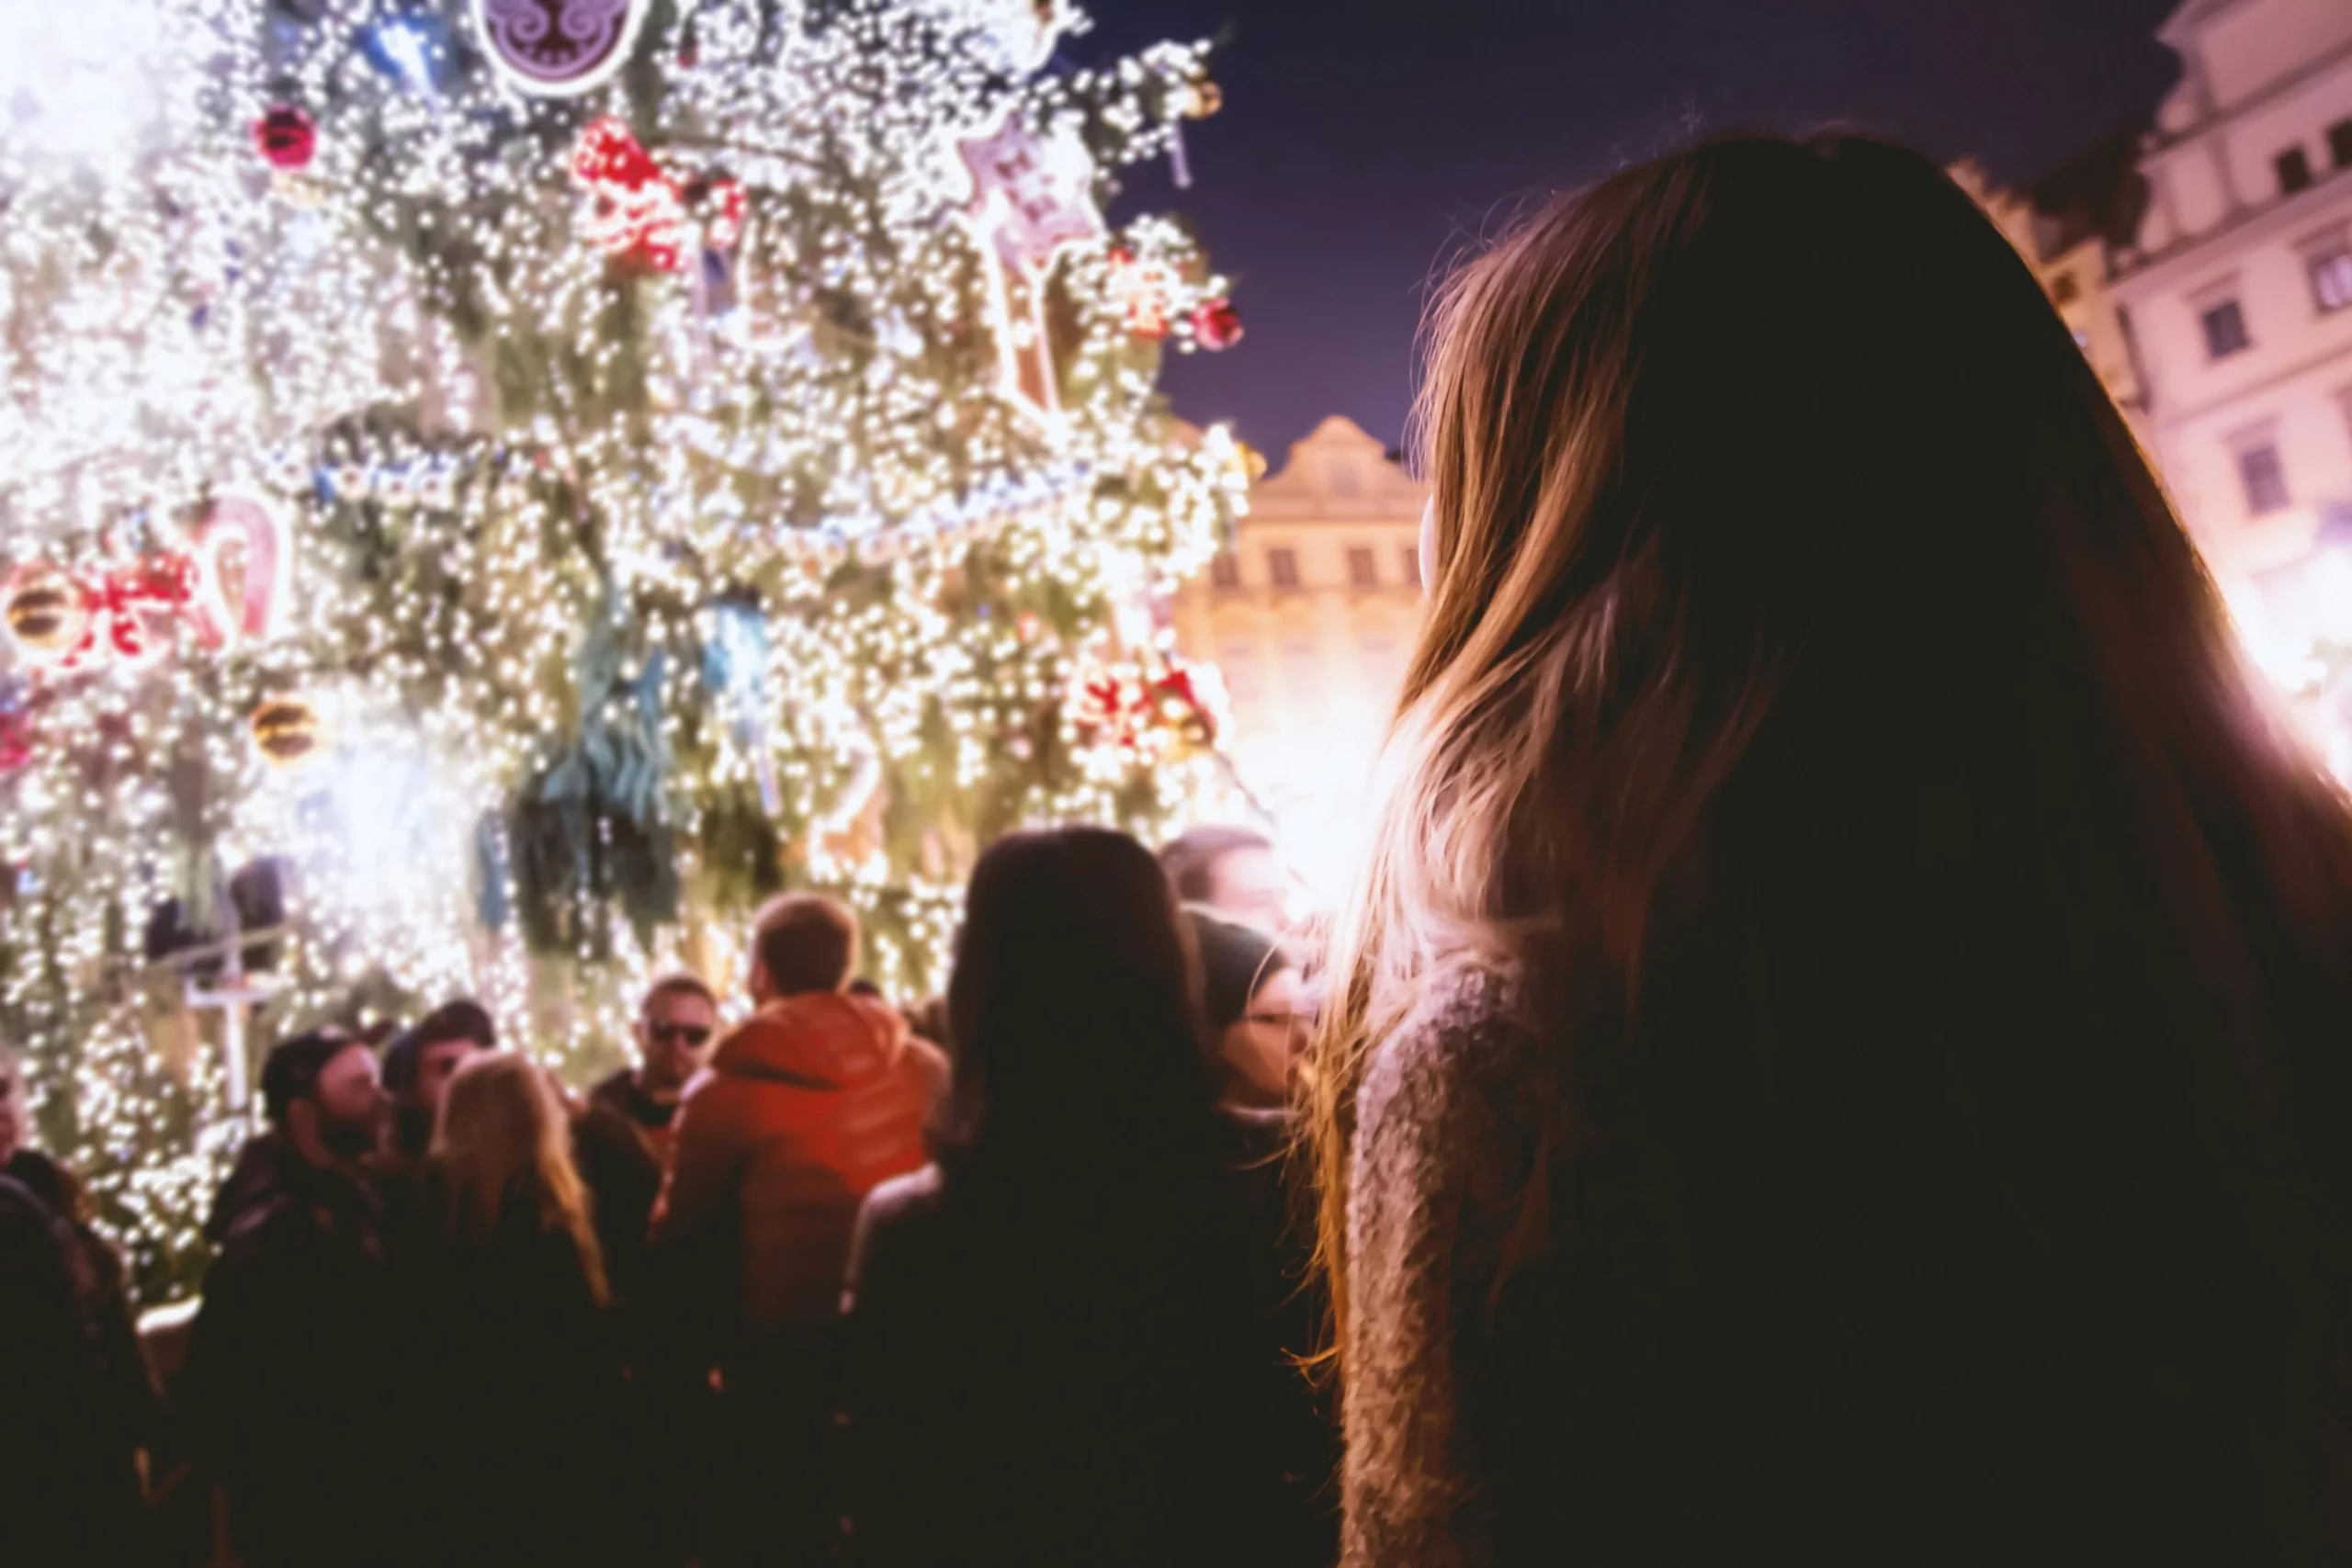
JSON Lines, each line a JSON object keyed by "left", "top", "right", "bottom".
{"left": 1308, "top": 131, "right": 2352, "bottom": 1460}
{"left": 432, "top": 1052, "right": 607, "bottom": 1304}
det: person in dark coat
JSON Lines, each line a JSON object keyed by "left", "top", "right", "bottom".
{"left": 574, "top": 972, "right": 718, "bottom": 1313}
{"left": 387, "top": 1052, "right": 623, "bottom": 1567}
{"left": 0, "top": 1041, "right": 162, "bottom": 1562}
{"left": 841, "top": 829, "right": 1335, "bottom": 1568}
{"left": 181, "top": 1030, "right": 394, "bottom": 1568}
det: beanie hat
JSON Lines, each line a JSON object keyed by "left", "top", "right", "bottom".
{"left": 1186, "top": 907, "right": 1290, "bottom": 1033}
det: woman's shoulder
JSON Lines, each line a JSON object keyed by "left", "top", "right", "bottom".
{"left": 1358, "top": 962, "right": 1536, "bottom": 1137}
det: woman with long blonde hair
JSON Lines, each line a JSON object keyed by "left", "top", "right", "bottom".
{"left": 1313, "top": 133, "right": 2352, "bottom": 1564}
{"left": 391, "top": 1051, "right": 623, "bottom": 1564}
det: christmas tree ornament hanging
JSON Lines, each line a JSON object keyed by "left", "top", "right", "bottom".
{"left": 250, "top": 695, "right": 328, "bottom": 766}
{"left": 473, "top": 0, "right": 648, "bottom": 96}
{"left": 4, "top": 568, "right": 91, "bottom": 662}
{"left": 251, "top": 106, "right": 317, "bottom": 170}
{"left": 1190, "top": 297, "right": 1244, "bottom": 351}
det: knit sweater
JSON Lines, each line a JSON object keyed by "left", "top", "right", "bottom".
{"left": 1340, "top": 965, "right": 1539, "bottom": 1568}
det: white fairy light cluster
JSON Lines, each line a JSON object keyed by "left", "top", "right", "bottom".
{"left": 0, "top": 0, "right": 1254, "bottom": 1298}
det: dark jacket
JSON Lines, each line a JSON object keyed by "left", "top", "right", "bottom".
{"left": 653, "top": 992, "right": 946, "bottom": 1340}
{"left": 839, "top": 1108, "right": 1337, "bottom": 1568}
{"left": 385, "top": 1173, "right": 625, "bottom": 1567}
{"left": 182, "top": 1136, "right": 395, "bottom": 1568}
{"left": 0, "top": 1153, "right": 156, "bottom": 1563}
{"left": 572, "top": 1068, "right": 672, "bottom": 1314}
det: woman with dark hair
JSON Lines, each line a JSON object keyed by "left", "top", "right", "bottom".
{"left": 1311, "top": 131, "right": 2352, "bottom": 1565}
{"left": 390, "top": 1053, "right": 623, "bottom": 1566}
{"left": 842, "top": 827, "right": 1333, "bottom": 1567}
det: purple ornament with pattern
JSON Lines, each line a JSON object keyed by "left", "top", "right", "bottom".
{"left": 473, "top": 0, "right": 646, "bottom": 96}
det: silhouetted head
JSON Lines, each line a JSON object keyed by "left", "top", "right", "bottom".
{"left": 941, "top": 828, "right": 1218, "bottom": 1184}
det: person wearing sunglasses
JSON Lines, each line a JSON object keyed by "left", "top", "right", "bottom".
{"left": 574, "top": 973, "right": 718, "bottom": 1315}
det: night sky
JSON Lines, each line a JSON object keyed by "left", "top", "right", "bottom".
{"left": 1072, "top": 0, "right": 2185, "bottom": 460}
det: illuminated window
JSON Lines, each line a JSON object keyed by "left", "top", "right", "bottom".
{"left": 1209, "top": 551, "right": 1241, "bottom": 591}
{"left": 1400, "top": 546, "right": 1421, "bottom": 589}
{"left": 1347, "top": 546, "right": 1378, "bottom": 589}
{"left": 2278, "top": 146, "right": 2314, "bottom": 195}
{"left": 2312, "top": 247, "right": 2352, "bottom": 313}
{"left": 1267, "top": 547, "right": 1300, "bottom": 590}
{"left": 2236, "top": 443, "right": 2289, "bottom": 515}
{"left": 2201, "top": 299, "right": 2250, "bottom": 360}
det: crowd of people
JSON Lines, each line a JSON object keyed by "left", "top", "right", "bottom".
{"left": 15, "top": 129, "right": 2352, "bottom": 1565}
{"left": 5, "top": 823, "right": 1319, "bottom": 1567}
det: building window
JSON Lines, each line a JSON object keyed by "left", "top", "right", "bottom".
{"left": 2236, "top": 443, "right": 2290, "bottom": 516}
{"left": 2278, "top": 146, "right": 2315, "bottom": 195}
{"left": 2313, "top": 247, "right": 2352, "bottom": 313}
{"left": 2049, "top": 272, "right": 2079, "bottom": 306}
{"left": 1346, "top": 546, "right": 1378, "bottom": 589}
{"left": 1266, "top": 547, "right": 1300, "bottom": 590}
{"left": 1208, "top": 551, "right": 1241, "bottom": 591}
{"left": 2333, "top": 119, "right": 2352, "bottom": 169}
{"left": 1399, "top": 545, "right": 1422, "bottom": 589}
{"left": 2201, "top": 299, "right": 2250, "bottom": 360}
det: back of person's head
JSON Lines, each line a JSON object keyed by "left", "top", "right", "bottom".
{"left": 751, "top": 893, "right": 859, "bottom": 998}
{"left": 432, "top": 1053, "right": 605, "bottom": 1303}
{"left": 1316, "top": 132, "right": 2352, "bottom": 1550}
{"left": 381, "top": 998, "right": 498, "bottom": 1099}
{"left": 1158, "top": 824, "right": 1272, "bottom": 906}
{"left": 262, "top": 1028, "right": 355, "bottom": 1129}
{"left": 941, "top": 828, "right": 1218, "bottom": 1184}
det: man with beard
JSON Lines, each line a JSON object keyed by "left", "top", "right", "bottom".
{"left": 183, "top": 1030, "right": 396, "bottom": 1568}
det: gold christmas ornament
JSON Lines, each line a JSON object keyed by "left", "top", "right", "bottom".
{"left": 250, "top": 696, "right": 327, "bottom": 767}
{"left": 1184, "top": 80, "right": 1223, "bottom": 118}
{"left": 5, "top": 570, "right": 90, "bottom": 658}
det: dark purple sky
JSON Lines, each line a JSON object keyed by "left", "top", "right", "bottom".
{"left": 1078, "top": 0, "right": 2184, "bottom": 459}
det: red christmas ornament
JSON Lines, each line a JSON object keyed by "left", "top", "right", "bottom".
{"left": 1190, "top": 297, "right": 1242, "bottom": 351}
{"left": 252, "top": 106, "right": 317, "bottom": 171}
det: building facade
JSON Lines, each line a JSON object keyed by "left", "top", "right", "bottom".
{"left": 2112, "top": 0, "right": 2352, "bottom": 577}
{"left": 1166, "top": 414, "right": 1427, "bottom": 899}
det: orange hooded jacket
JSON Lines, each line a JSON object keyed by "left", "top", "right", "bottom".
{"left": 651, "top": 990, "right": 947, "bottom": 1337}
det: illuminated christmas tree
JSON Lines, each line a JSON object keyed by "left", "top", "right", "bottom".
{"left": 0, "top": 0, "right": 1250, "bottom": 1297}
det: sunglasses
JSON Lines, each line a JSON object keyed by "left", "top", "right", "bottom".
{"left": 650, "top": 1022, "right": 712, "bottom": 1047}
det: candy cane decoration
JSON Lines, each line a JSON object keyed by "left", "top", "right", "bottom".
{"left": 188, "top": 490, "right": 294, "bottom": 648}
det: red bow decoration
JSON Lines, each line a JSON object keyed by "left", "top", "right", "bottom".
{"left": 574, "top": 118, "right": 687, "bottom": 272}
{"left": 1076, "top": 652, "right": 1218, "bottom": 755}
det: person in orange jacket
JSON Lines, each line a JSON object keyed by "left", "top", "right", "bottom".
{"left": 650, "top": 891, "right": 945, "bottom": 1566}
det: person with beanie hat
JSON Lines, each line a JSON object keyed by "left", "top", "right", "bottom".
{"left": 1187, "top": 908, "right": 1310, "bottom": 1110}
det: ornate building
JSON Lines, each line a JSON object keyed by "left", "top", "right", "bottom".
{"left": 2110, "top": 0, "right": 2352, "bottom": 580}
{"left": 1167, "top": 415, "right": 1427, "bottom": 900}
